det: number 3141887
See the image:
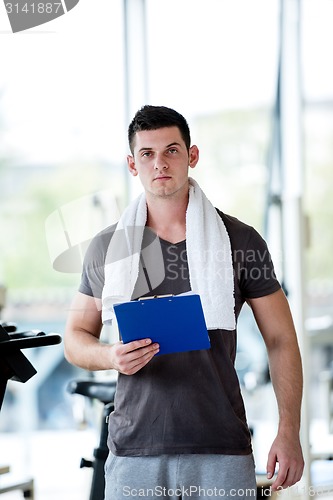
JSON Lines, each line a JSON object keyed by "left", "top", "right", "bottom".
{"left": 5, "top": 3, "right": 62, "bottom": 14}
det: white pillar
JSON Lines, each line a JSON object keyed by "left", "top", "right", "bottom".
{"left": 123, "top": 0, "right": 148, "bottom": 202}
{"left": 280, "top": 0, "right": 311, "bottom": 495}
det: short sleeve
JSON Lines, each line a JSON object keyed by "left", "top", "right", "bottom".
{"left": 237, "top": 227, "right": 281, "bottom": 299}
{"left": 78, "top": 225, "right": 114, "bottom": 299}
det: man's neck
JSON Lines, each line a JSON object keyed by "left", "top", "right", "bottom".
{"left": 146, "top": 193, "right": 188, "bottom": 244}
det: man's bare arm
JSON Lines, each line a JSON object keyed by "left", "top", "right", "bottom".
{"left": 248, "top": 288, "right": 304, "bottom": 491}
{"left": 64, "top": 292, "right": 159, "bottom": 374}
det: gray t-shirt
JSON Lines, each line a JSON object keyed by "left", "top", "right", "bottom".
{"left": 79, "top": 210, "right": 281, "bottom": 456}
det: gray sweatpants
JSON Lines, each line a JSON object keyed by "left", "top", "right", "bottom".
{"left": 104, "top": 453, "right": 257, "bottom": 499}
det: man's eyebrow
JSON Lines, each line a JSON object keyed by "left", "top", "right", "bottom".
{"left": 138, "top": 142, "right": 182, "bottom": 153}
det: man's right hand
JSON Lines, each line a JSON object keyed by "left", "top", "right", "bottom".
{"left": 110, "top": 339, "right": 159, "bottom": 375}
{"left": 64, "top": 293, "right": 160, "bottom": 373}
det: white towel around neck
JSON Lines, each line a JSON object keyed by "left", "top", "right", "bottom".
{"left": 102, "top": 177, "right": 235, "bottom": 330}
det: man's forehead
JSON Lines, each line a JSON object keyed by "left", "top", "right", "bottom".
{"left": 133, "top": 126, "right": 184, "bottom": 150}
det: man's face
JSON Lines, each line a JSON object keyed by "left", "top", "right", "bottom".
{"left": 127, "top": 126, "right": 199, "bottom": 200}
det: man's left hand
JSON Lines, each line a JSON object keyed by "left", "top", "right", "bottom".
{"left": 267, "top": 432, "right": 304, "bottom": 491}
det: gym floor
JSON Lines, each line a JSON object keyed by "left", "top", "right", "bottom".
{"left": 0, "top": 429, "right": 95, "bottom": 499}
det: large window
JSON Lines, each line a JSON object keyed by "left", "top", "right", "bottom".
{"left": 0, "top": 0, "right": 127, "bottom": 438}
{"left": 302, "top": 1, "right": 333, "bottom": 441}
{"left": 302, "top": 0, "right": 333, "bottom": 316}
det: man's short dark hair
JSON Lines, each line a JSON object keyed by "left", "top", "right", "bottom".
{"left": 128, "top": 105, "right": 191, "bottom": 154}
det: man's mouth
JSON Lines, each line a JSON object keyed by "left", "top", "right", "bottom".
{"left": 154, "top": 175, "right": 171, "bottom": 180}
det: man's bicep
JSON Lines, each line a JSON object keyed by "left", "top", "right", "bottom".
{"left": 66, "top": 292, "right": 103, "bottom": 339}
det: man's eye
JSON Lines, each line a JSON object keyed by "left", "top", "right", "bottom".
{"left": 142, "top": 151, "right": 151, "bottom": 157}
{"left": 168, "top": 148, "right": 177, "bottom": 154}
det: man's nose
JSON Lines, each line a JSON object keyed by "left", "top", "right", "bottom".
{"left": 154, "top": 154, "right": 168, "bottom": 170}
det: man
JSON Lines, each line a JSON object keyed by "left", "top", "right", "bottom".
{"left": 64, "top": 105, "right": 304, "bottom": 499}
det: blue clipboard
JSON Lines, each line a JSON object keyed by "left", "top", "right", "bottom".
{"left": 113, "top": 293, "right": 210, "bottom": 356}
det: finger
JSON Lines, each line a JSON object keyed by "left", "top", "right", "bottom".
{"left": 124, "top": 342, "right": 160, "bottom": 363}
{"left": 124, "top": 347, "right": 160, "bottom": 374}
{"left": 266, "top": 451, "right": 277, "bottom": 480}
{"left": 276, "top": 461, "right": 303, "bottom": 489}
{"left": 271, "top": 463, "right": 288, "bottom": 491}
{"left": 122, "top": 338, "right": 154, "bottom": 353}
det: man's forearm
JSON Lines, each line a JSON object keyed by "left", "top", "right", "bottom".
{"left": 267, "top": 337, "right": 303, "bottom": 433}
{"left": 64, "top": 327, "right": 114, "bottom": 371}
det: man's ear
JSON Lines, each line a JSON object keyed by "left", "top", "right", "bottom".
{"left": 127, "top": 155, "right": 138, "bottom": 176}
{"left": 189, "top": 145, "right": 199, "bottom": 169}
